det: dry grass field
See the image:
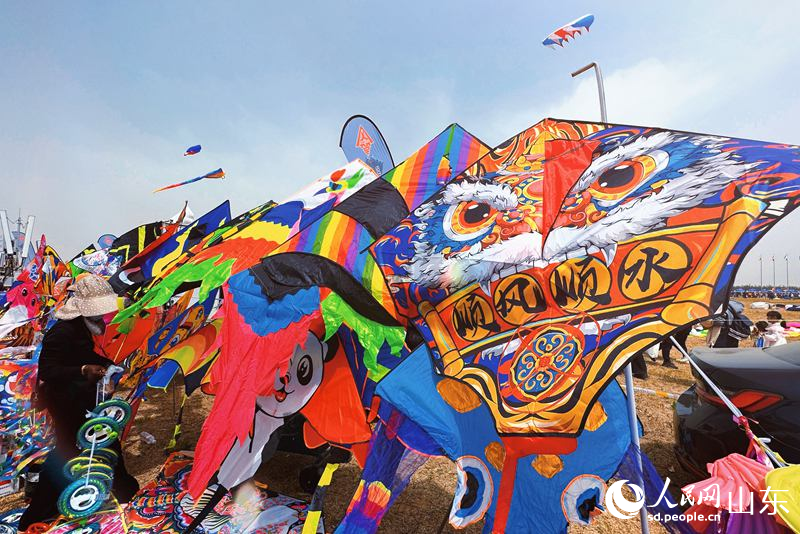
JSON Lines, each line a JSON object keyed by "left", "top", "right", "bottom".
{"left": 2, "top": 298, "right": 797, "bottom": 532}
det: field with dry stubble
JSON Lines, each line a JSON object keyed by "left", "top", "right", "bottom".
{"left": 2, "top": 298, "right": 797, "bottom": 533}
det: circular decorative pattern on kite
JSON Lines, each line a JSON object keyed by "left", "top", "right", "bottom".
{"left": 510, "top": 327, "right": 582, "bottom": 400}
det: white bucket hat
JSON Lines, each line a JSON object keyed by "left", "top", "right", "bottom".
{"left": 55, "top": 274, "right": 119, "bottom": 320}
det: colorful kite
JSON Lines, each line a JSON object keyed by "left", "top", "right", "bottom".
{"left": 365, "top": 118, "right": 800, "bottom": 530}
{"left": 341, "top": 346, "right": 634, "bottom": 533}
{"left": 106, "top": 222, "right": 164, "bottom": 265}
{"left": 543, "top": 14, "right": 594, "bottom": 48}
{"left": 182, "top": 124, "right": 490, "bottom": 500}
{"left": 153, "top": 168, "right": 226, "bottom": 193}
{"left": 184, "top": 144, "right": 202, "bottom": 156}
{"left": 0, "top": 237, "right": 69, "bottom": 342}
{"left": 97, "top": 233, "right": 117, "bottom": 249}
{"left": 125, "top": 452, "right": 317, "bottom": 533}
{"left": 105, "top": 117, "right": 800, "bottom": 534}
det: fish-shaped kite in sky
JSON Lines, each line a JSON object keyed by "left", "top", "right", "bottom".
{"left": 184, "top": 144, "right": 202, "bottom": 156}
{"left": 542, "top": 14, "right": 594, "bottom": 48}
{"left": 153, "top": 168, "right": 225, "bottom": 194}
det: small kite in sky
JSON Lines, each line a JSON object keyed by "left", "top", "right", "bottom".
{"left": 542, "top": 14, "right": 594, "bottom": 48}
{"left": 153, "top": 168, "right": 225, "bottom": 193}
{"left": 184, "top": 144, "right": 202, "bottom": 156}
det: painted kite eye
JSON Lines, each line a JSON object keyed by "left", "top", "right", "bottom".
{"left": 297, "top": 355, "right": 313, "bottom": 386}
{"left": 561, "top": 474, "right": 606, "bottom": 526}
{"left": 444, "top": 201, "right": 497, "bottom": 242}
{"left": 449, "top": 456, "right": 493, "bottom": 528}
{"left": 21, "top": 288, "right": 28, "bottom": 297}
{"left": 589, "top": 151, "right": 668, "bottom": 201}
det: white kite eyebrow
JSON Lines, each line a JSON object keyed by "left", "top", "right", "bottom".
{"left": 441, "top": 180, "right": 518, "bottom": 210}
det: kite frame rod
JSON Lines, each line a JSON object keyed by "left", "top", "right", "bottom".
{"left": 668, "top": 336, "right": 785, "bottom": 468}
{"left": 571, "top": 62, "right": 608, "bottom": 123}
{"left": 623, "top": 364, "right": 650, "bottom": 534}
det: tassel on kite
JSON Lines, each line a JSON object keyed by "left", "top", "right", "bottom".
{"left": 153, "top": 168, "right": 225, "bottom": 193}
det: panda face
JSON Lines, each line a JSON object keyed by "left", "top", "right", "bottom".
{"left": 257, "top": 332, "right": 326, "bottom": 418}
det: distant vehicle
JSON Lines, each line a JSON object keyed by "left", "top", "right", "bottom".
{"left": 674, "top": 344, "right": 800, "bottom": 476}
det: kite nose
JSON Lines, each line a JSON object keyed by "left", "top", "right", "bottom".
{"left": 279, "top": 374, "right": 289, "bottom": 386}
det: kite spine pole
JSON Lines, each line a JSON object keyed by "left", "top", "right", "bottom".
{"left": 669, "top": 336, "right": 785, "bottom": 467}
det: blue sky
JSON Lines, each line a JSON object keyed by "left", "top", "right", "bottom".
{"left": 2, "top": 1, "right": 798, "bottom": 284}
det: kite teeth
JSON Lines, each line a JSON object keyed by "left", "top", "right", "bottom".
{"left": 566, "top": 247, "right": 586, "bottom": 260}
{"left": 600, "top": 244, "right": 617, "bottom": 266}
{"left": 479, "top": 281, "right": 492, "bottom": 296}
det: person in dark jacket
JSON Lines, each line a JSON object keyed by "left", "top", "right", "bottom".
{"left": 705, "top": 300, "right": 753, "bottom": 348}
{"left": 19, "top": 275, "right": 139, "bottom": 530}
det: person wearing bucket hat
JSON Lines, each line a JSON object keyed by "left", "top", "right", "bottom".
{"left": 18, "top": 274, "right": 140, "bottom": 529}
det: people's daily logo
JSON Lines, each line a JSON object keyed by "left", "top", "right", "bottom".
{"left": 605, "top": 480, "right": 646, "bottom": 519}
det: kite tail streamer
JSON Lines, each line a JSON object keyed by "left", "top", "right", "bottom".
{"left": 336, "top": 414, "right": 427, "bottom": 533}
{"left": 188, "top": 286, "right": 318, "bottom": 498}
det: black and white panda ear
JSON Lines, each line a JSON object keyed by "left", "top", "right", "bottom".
{"left": 322, "top": 334, "right": 339, "bottom": 362}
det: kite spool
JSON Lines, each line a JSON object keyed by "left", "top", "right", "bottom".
{"left": 57, "top": 369, "right": 132, "bottom": 520}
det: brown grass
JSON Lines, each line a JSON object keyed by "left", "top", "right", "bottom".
{"left": 3, "top": 298, "right": 797, "bottom": 532}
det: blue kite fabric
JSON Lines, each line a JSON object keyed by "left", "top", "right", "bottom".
{"left": 341, "top": 344, "right": 634, "bottom": 533}
{"left": 0, "top": 507, "right": 24, "bottom": 532}
{"left": 339, "top": 115, "right": 395, "bottom": 176}
{"left": 614, "top": 443, "right": 695, "bottom": 534}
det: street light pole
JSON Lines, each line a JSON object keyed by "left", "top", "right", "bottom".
{"left": 773, "top": 256, "right": 777, "bottom": 287}
{"left": 573, "top": 62, "right": 649, "bottom": 534}
{"left": 785, "top": 255, "right": 789, "bottom": 287}
{"left": 759, "top": 256, "right": 763, "bottom": 287}
{"left": 572, "top": 62, "right": 608, "bottom": 122}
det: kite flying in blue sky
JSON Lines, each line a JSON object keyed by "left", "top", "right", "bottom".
{"left": 184, "top": 144, "right": 202, "bottom": 156}
{"left": 542, "top": 14, "right": 594, "bottom": 48}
